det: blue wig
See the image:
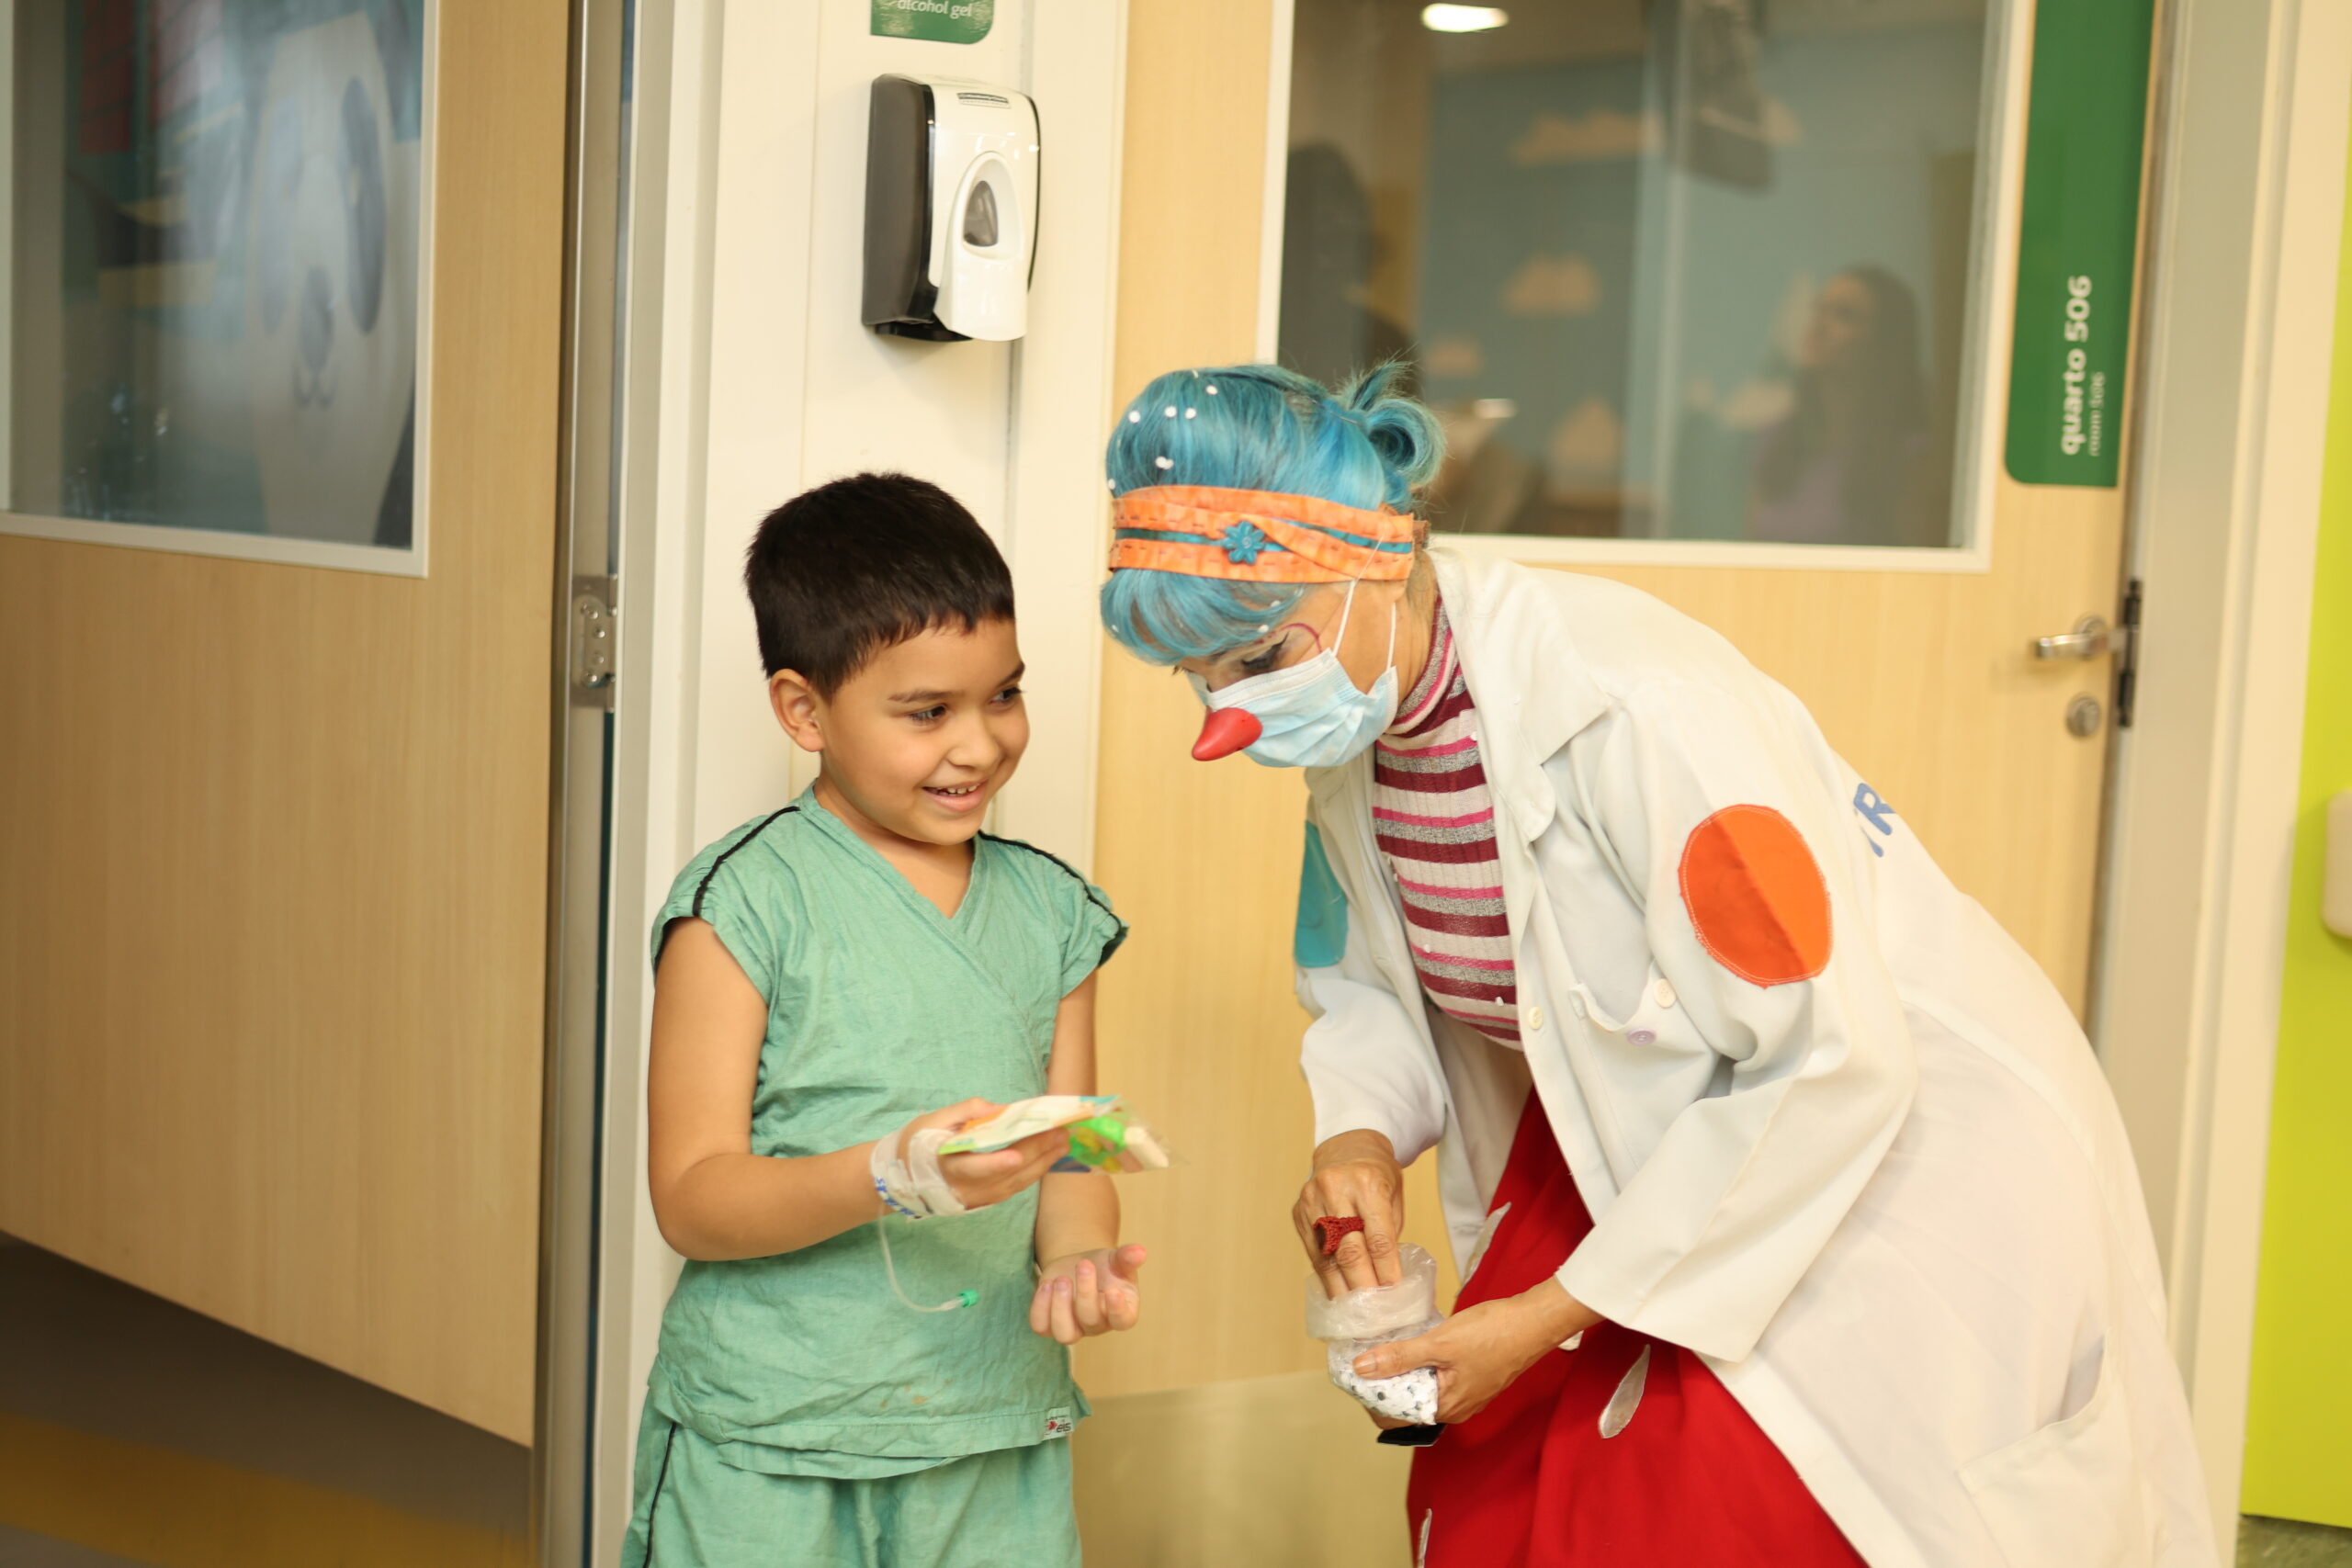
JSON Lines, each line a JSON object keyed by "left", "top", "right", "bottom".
{"left": 1099, "top": 363, "right": 1444, "bottom": 663}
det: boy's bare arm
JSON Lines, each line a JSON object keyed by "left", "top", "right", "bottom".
{"left": 648, "top": 919, "right": 1059, "bottom": 1262}
{"left": 1033, "top": 976, "right": 1120, "bottom": 1260}
{"left": 1031, "top": 975, "right": 1147, "bottom": 1343}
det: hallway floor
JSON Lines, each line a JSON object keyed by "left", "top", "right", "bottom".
{"left": 0, "top": 1232, "right": 2345, "bottom": 1565}
{"left": 2245, "top": 1517, "right": 2352, "bottom": 1567}
{"left": 0, "top": 1235, "right": 528, "bottom": 1568}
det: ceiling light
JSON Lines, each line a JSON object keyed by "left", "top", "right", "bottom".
{"left": 1421, "top": 5, "right": 1510, "bottom": 32}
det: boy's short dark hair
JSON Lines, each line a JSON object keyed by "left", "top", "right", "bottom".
{"left": 744, "top": 473, "right": 1015, "bottom": 693}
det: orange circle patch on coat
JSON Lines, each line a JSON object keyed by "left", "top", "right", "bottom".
{"left": 1678, "top": 806, "right": 1832, "bottom": 987}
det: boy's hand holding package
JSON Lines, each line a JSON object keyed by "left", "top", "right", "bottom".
{"left": 900, "top": 1099, "right": 1069, "bottom": 1211}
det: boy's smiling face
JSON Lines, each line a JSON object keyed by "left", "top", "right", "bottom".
{"left": 770, "top": 617, "right": 1029, "bottom": 848}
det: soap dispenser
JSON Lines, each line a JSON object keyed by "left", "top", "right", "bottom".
{"left": 863, "top": 73, "right": 1040, "bottom": 343}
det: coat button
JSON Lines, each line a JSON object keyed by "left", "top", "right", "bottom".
{"left": 1650, "top": 977, "right": 1678, "bottom": 1010}
{"left": 1527, "top": 1005, "right": 1546, "bottom": 1032}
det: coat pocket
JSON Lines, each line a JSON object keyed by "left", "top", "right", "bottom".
{"left": 1958, "top": 1339, "right": 2154, "bottom": 1568}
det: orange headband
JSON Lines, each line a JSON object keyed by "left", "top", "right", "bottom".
{"left": 1107, "top": 485, "right": 1419, "bottom": 584}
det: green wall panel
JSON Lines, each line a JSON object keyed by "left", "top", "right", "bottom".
{"left": 2240, "top": 122, "right": 2352, "bottom": 1531}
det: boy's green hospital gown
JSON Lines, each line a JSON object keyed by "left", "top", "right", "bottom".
{"left": 621, "top": 792, "right": 1126, "bottom": 1568}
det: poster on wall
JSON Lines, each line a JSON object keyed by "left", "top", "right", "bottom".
{"left": 2003, "top": 0, "right": 2154, "bottom": 489}
{"left": 2, "top": 0, "right": 428, "bottom": 571}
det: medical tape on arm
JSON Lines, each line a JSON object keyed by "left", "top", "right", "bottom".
{"left": 869, "top": 1123, "right": 970, "bottom": 1220}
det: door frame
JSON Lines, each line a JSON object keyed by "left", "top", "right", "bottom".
{"left": 537, "top": 0, "right": 645, "bottom": 1559}
{"left": 2092, "top": 0, "right": 2350, "bottom": 1533}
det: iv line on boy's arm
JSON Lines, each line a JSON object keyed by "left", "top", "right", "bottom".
{"left": 865, "top": 1100, "right": 1172, "bottom": 1314}
{"left": 878, "top": 1223, "right": 981, "bottom": 1314}
{"left": 862, "top": 1112, "right": 1080, "bottom": 1311}
{"left": 870, "top": 1122, "right": 984, "bottom": 1312}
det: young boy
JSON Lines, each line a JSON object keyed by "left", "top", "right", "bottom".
{"left": 622, "top": 474, "right": 1144, "bottom": 1568}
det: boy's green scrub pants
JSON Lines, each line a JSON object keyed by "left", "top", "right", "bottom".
{"left": 621, "top": 1409, "right": 1084, "bottom": 1568}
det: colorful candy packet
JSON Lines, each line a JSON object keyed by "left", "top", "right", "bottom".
{"left": 937, "top": 1094, "right": 1173, "bottom": 1174}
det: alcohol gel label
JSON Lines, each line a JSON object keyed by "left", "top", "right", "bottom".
{"left": 2004, "top": 0, "right": 2156, "bottom": 488}
{"left": 872, "top": 0, "right": 993, "bottom": 44}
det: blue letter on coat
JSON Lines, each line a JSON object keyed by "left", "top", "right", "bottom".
{"left": 1853, "top": 783, "right": 1898, "bottom": 856}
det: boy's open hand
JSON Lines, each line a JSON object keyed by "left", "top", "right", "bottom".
{"left": 907, "top": 1099, "right": 1068, "bottom": 1211}
{"left": 1029, "top": 1246, "right": 1147, "bottom": 1344}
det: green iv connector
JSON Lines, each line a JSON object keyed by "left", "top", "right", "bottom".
{"left": 956, "top": 1290, "right": 980, "bottom": 1309}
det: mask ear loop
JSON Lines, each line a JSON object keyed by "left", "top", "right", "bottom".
{"left": 1265, "top": 542, "right": 1393, "bottom": 672}
{"left": 1329, "top": 572, "right": 1361, "bottom": 649}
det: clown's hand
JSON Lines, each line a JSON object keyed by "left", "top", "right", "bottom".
{"left": 1295, "top": 1130, "right": 1407, "bottom": 1298}
{"left": 1349, "top": 1280, "right": 1600, "bottom": 1426}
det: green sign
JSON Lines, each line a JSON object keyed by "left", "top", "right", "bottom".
{"left": 871, "top": 0, "right": 993, "bottom": 44}
{"left": 2004, "top": 0, "right": 2156, "bottom": 487}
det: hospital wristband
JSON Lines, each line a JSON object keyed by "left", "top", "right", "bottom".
{"left": 874, "top": 1173, "right": 924, "bottom": 1220}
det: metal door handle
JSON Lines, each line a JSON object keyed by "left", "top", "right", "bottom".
{"left": 2032, "top": 615, "right": 2110, "bottom": 660}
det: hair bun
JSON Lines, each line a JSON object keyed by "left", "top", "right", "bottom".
{"left": 1338, "top": 364, "right": 1444, "bottom": 503}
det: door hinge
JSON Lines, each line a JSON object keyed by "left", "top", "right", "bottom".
{"left": 571, "top": 575, "right": 617, "bottom": 710}
{"left": 2113, "top": 577, "right": 2143, "bottom": 728}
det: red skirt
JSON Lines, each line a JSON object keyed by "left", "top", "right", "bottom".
{"left": 1406, "top": 1100, "right": 1868, "bottom": 1568}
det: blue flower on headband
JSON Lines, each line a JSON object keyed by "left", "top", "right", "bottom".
{"left": 1220, "top": 522, "right": 1271, "bottom": 564}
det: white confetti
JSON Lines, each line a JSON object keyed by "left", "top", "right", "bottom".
{"left": 1185, "top": 408, "right": 1198, "bottom": 419}
{"left": 1205, "top": 385, "right": 1219, "bottom": 395}
{"left": 1600, "top": 1344, "right": 1652, "bottom": 1438}
{"left": 1164, "top": 406, "right": 1178, "bottom": 418}
{"left": 1128, "top": 411, "right": 1142, "bottom": 423}
{"left": 1154, "top": 456, "right": 1174, "bottom": 470}
{"left": 1329, "top": 1343, "right": 1440, "bottom": 1426}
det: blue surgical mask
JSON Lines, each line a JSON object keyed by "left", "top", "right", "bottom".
{"left": 1189, "top": 580, "right": 1400, "bottom": 770}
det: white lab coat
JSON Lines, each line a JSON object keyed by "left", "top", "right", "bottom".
{"left": 1296, "top": 547, "right": 2217, "bottom": 1568}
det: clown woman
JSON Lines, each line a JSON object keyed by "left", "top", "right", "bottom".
{"left": 1096, "top": 365, "right": 2216, "bottom": 1568}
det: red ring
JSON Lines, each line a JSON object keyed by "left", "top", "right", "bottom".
{"left": 1313, "top": 1215, "right": 1366, "bottom": 1256}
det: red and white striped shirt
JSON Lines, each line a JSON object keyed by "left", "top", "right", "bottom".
{"left": 1372, "top": 602, "right": 1521, "bottom": 1049}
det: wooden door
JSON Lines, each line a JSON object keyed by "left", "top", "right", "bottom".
{"left": 1589, "top": 502, "right": 2124, "bottom": 1010}
{"left": 0, "top": 2, "right": 569, "bottom": 1442}
{"left": 1076, "top": 0, "right": 2145, "bottom": 1559}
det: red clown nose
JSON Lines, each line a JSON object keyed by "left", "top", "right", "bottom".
{"left": 1192, "top": 707, "right": 1262, "bottom": 761}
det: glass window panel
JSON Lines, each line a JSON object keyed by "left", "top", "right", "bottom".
{"left": 1283, "top": 0, "right": 1993, "bottom": 549}
{"left": 7, "top": 1, "right": 425, "bottom": 547}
